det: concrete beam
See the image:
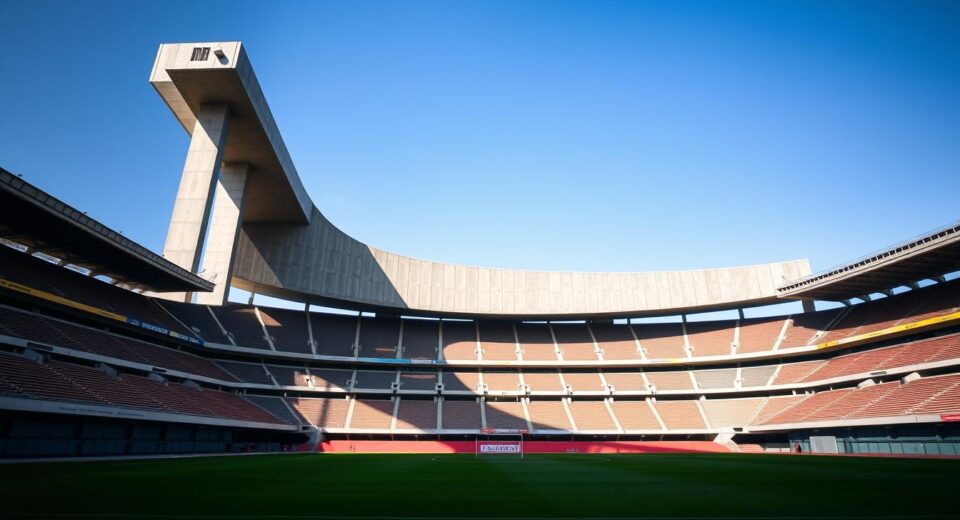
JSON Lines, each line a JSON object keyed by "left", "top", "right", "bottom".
{"left": 196, "top": 163, "right": 250, "bottom": 305}
{"left": 160, "top": 103, "right": 230, "bottom": 302}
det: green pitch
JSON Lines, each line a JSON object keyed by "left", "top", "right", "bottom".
{"left": 0, "top": 453, "right": 957, "bottom": 519}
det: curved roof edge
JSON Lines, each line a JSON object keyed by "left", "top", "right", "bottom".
{"left": 231, "top": 205, "right": 811, "bottom": 318}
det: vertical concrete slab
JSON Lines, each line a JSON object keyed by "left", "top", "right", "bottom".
{"left": 196, "top": 163, "right": 250, "bottom": 305}
{"left": 161, "top": 103, "right": 231, "bottom": 301}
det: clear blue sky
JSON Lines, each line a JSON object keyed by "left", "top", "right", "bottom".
{"left": 1, "top": 1, "right": 958, "bottom": 282}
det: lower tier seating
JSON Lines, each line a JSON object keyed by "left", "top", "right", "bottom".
{"left": 0, "top": 352, "right": 291, "bottom": 425}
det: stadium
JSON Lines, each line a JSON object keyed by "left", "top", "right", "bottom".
{"left": 1, "top": 32, "right": 959, "bottom": 520}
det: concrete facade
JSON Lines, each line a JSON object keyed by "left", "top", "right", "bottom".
{"left": 152, "top": 41, "right": 812, "bottom": 317}
{"left": 197, "top": 163, "right": 250, "bottom": 305}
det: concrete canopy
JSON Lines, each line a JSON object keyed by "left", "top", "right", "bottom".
{"left": 777, "top": 221, "right": 960, "bottom": 302}
{"left": 152, "top": 41, "right": 813, "bottom": 317}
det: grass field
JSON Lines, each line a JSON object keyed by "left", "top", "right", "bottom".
{"left": 0, "top": 453, "right": 958, "bottom": 519}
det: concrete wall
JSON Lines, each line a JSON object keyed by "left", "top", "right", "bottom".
{"left": 232, "top": 204, "right": 811, "bottom": 318}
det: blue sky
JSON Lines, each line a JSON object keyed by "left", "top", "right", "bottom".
{"left": 1, "top": 1, "right": 958, "bottom": 291}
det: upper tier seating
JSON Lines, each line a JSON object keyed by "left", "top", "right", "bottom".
{"left": 358, "top": 317, "right": 400, "bottom": 359}
{"left": 311, "top": 314, "right": 357, "bottom": 357}
{"left": 568, "top": 400, "right": 616, "bottom": 430}
{"left": 591, "top": 323, "right": 642, "bottom": 360}
{"left": 478, "top": 321, "right": 518, "bottom": 361}
{"left": 210, "top": 305, "right": 272, "bottom": 350}
{"left": 737, "top": 317, "right": 788, "bottom": 353}
{"left": 258, "top": 307, "right": 312, "bottom": 354}
{"left": 0, "top": 306, "right": 236, "bottom": 382}
{"left": 820, "top": 282, "right": 959, "bottom": 342}
{"left": 778, "top": 309, "right": 843, "bottom": 349}
{"left": 552, "top": 323, "right": 599, "bottom": 361}
{"left": 401, "top": 319, "right": 439, "bottom": 360}
{"left": 0, "top": 352, "right": 288, "bottom": 424}
{"left": 441, "top": 321, "right": 477, "bottom": 361}
{"left": 516, "top": 323, "right": 557, "bottom": 361}
{"left": 287, "top": 397, "right": 350, "bottom": 428}
{"left": 633, "top": 323, "right": 686, "bottom": 359}
{"left": 685, "top": 321, "right": 735, "bottom": 357}
{"left": 0, "top": 246, "right": 188, "bottom": 335}
{"left": 394, "top": 398, "right": 437, "bottom": 430}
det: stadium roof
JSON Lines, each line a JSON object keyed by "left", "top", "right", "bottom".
{"left": 0, "top": 168, "right": 214, "bottom": 293}
{"left": 776, "top": 220, "right": 960, "bottom": 302}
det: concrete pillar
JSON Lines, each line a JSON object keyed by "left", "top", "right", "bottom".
{"left": 801, "top": 300, "right": 817, "bottom": 313}
{"left": 161, "top": 104, "right": 231, "bottom": 302}
{"left": 196, "top": 163, "right": 250, "bottom": 305}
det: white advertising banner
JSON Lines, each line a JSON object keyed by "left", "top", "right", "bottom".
{"left": 479, "top": 443, "right": 521, "bottom": 454}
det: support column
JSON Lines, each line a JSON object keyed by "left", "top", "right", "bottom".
{"left": 196, "top": 163, "right": 250, "bottom": 305}
{"left": 161, "top": 104, "right": 231, "bottom": 302}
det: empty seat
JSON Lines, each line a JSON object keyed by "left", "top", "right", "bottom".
{"left": 685, "top": 321, "right": 735, "bottom": 357}
{"left": 258, "top": 307, "right": 312, "bottom": 354}
{"left": 526, "top": 400, "right": 572, "bottom": 431}
{"left": 442, "top": 399, "right": 482, "bottom": 430}
{"left": 562, "top": 371, "right": 605, "bottom": 393}
{"left": 568, "top": 400, "right": 616, "bottom": 430}
{"left": 357, "top": 317, "right": 400, "bottom": 359}
{"left": 551, "top": 323, "right": 599, "bottom": 361}
{"left": 591, "top": 323, "right": 642, "bottom": 360}
{"left": 349, "top": 399, "right": 395, "bottom": 429}
{"left": 478, "top": 321, "right": 518, "bottom": 361}
{"left": 398, "top": 371, "right": 439, "bottom": 391}
{"left": 633, "top": 323, "right": 686, "bottom": 359}
{"left": 401, "top": 319, "right": 439, "bottom": 360}
{"left": 441, "top": 321, "right": 477, "bottom": 361}
{"left": 654, "top": 400, "right": 706, "bottom": 429}
{"left": 394, "top": 399, "right": 437, "bottom": 430}
{"left": 288, "top": 397, "right": 350, "bottom": 428}
{"left": 311, "top": 313, "right": 357, "bottom": 357}
{"left": 516, "top": 323, "right": 557, "bottom": 361}
{"left": 610, "top": 400, "right": 662, "bottom": 430}
{"left": 522, "top": 371, "right": 564, "bottom": 392}
{"left": 484, "top": 400, "right": 528, "bottom": 430}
